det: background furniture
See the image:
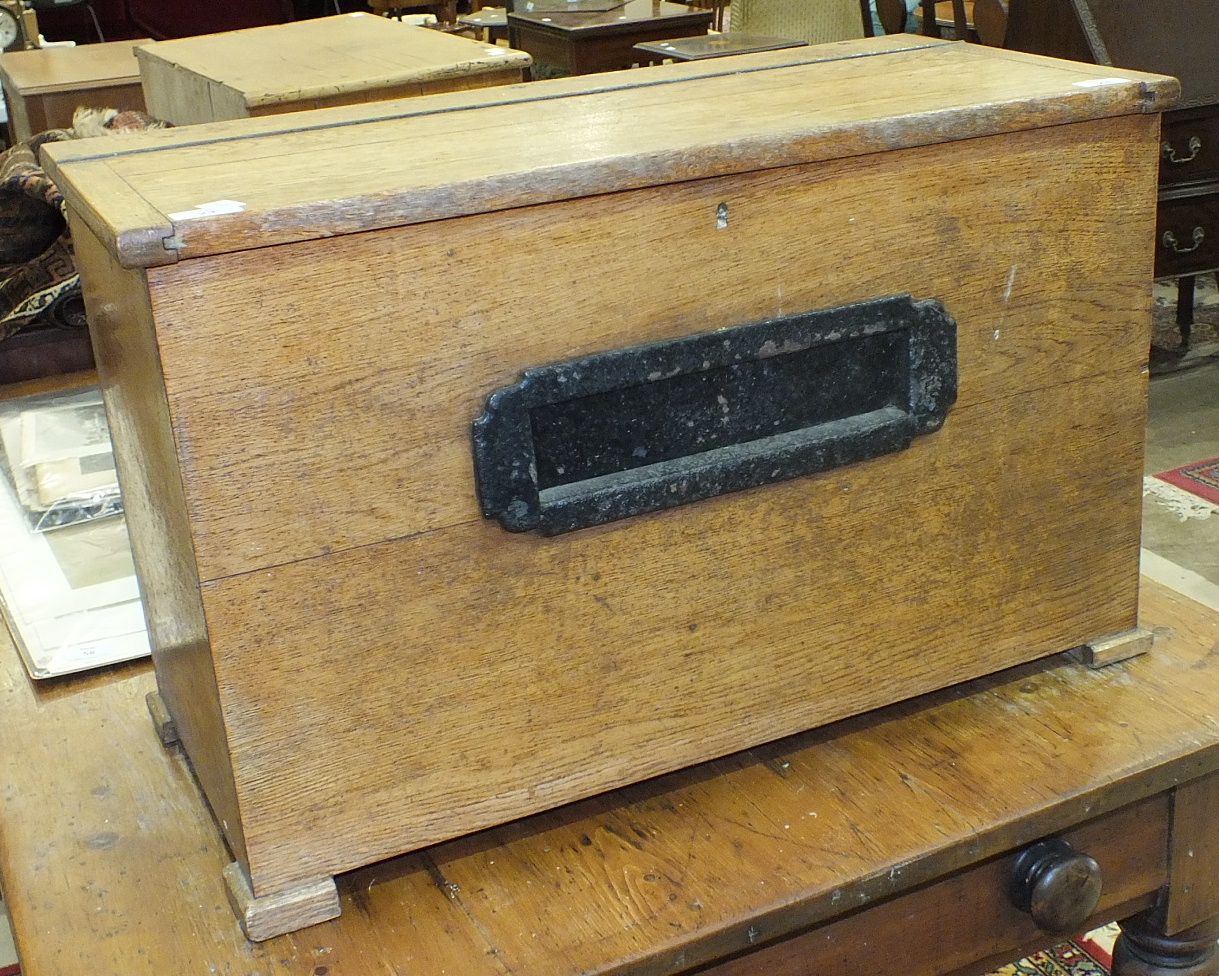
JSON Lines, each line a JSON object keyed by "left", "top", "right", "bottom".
{"left": 3, "top": 580, "right": 1219, "bottom": 975}
{"left": 0, "top": 323, "right": 92, "bottom": 385}
{"left": 507, "top": 0, "right": 713, "bottom": 75}
{"left": 0, "top": 38, "right": 146, "bottom": 144}
{"left": 874, "top": 0, "right": 971, "bottom": 39}
{"left": 457, "top": 6, "right": 508, "bottom": 43}
{"left": 1001, "top": 0, "right": 1219, "bottom": 346}
{"left": 368, "top": 0, "right": 459, "bottom": 25}
{"left": 731, "top": 0, "right": 866, "bottom": 44}
{"left": 27, "top": 0, "right": 105, "bottom": 42}
{"left": 633, "top": 32, "right": 807, "bottom": 64}
{"left": 136, "top": 14, "right": 530, "bottom": 125}
{"left": 34, "top": 0, "right": 294, "bottom": 43}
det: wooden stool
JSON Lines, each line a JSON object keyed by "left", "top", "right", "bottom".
{"left": 457, "top": 6, "right": 508, "bottom": 42}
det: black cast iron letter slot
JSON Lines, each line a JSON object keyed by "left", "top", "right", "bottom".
{"left": 472, "top": 294, "right": 957, "bottom": 534}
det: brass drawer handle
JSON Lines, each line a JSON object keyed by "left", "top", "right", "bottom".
{"left": 1162, "top": 227, "right": 1206, "bottom": 254}
{"left": 1010, "top": 838, "right": 1103, "bottom": 935}
{"left": 1162, "top": 135, "right": 1203, "bottom": 164}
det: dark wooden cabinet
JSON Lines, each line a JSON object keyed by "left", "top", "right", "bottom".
{"left": 1003, "top": 0, "right": 1219, "bottom": 340}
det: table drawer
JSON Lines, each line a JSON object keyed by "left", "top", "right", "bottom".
{"left": 1160, "top": 107, "right": 1219, "bottom": 187}
{"left": 1156, "top": 193, "right": 1219, "bottom": 278}
{"left": 697, "top": 793, "right": 1168, "bottom": 976}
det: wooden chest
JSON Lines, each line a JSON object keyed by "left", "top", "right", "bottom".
{"left": 135, "top": 13, "right": 532, "bottom": 126}
{"left": 43, "top": 37, "right": 1174, "bottom": 940}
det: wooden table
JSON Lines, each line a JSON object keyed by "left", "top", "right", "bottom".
{"left": 0, "top": 39, "right": 148, "bottom": 144}
{"left": 3, "top": 578, "right": 1219, "bottom": 974}
{"left": 135, "top": 13, "right": 532, "bottom": 126}
{"left": 508, "top": 0, "right": 713, "bottom": 75}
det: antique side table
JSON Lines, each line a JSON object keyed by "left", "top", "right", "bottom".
{"left": 3, "top": 579, "right": 1219, "bottom": 975}
{"left": 507, "top": 0, "right": 713, "bottom": 74}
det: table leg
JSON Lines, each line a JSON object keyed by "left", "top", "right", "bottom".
{"left": 1176, "top": 275, "right": 1196, "bottom": 350}
{"left": 1112, "top": 912, "right": 1219, "bottom": 976}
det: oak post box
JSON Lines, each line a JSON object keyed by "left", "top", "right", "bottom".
{"left": 42, "top": 36, "right": 1175, "bottom": 940}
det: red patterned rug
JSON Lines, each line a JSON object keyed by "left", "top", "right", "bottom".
{"left": 1156, "top": 457, "right": 1219, "bottom": 508}
{"left": 989, "top": 933, "right": 1113, "bottom": 975}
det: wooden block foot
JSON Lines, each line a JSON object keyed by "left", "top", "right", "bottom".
{"left": 1068, "top": 626, "right": 1154, "bottom": 669}
{"left": 145, "top": 691, "right": 179, "bottom": 746}
{"left": 223, "top": 862, "right": 341, "bottom": 942}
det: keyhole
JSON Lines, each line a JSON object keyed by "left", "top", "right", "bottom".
{"left": 716, "top": 202, "right": 729, "bottom": 230}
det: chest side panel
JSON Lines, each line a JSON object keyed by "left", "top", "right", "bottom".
{"left": 68, "top": 219, "right": 248, "bottom": 868}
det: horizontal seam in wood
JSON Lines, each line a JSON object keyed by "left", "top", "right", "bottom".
{"left": 193, "top": 360, "right": 1146, "bottom": 586}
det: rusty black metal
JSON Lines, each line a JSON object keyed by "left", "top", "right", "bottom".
{"left": 472, "top": 293, "right": 957, "bottom": 534}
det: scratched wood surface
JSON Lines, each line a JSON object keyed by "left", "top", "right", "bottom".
{"left": 699, "top": 795, "right": 1168, "bottom": 976}
{"left": 43, "top": 39, "right": 1177, "bottom": 267}
{"left": 134, "top": 14, "right": 531, "bottom": 125}
{"left": 2, "top": 579, "right": 1219, "bottom": 976}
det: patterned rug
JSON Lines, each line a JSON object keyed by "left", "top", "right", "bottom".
{"left": 989, "top": 926, "right": 1117, "bottom": 976}
{"left": 1155, "top": 457, "right": 1219, "bottom": 508}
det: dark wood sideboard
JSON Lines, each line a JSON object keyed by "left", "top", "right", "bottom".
{"left": 1002, "top": 0, "right": 1219, "bottom": 346}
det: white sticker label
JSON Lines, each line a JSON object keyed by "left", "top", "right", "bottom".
{"left": 57, "top": 642, "right": 103, "bottom": 671}
{"left": 1073, "top": 78, "right": 1128, "bottom": 88}
{"left": 168, "top": 199, "right": 246, "bottom": 221}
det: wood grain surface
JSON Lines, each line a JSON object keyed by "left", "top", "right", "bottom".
{"left": 59, "top": 67, "right": 1164, "bottom": 902}
{"left": 43, "top": 39, "right": 1177, "bottom": 267}
{"left": 700, "top": 796, "right": 1168, "bottom": 976}
{"left": 136, "top": 14, "right": 530, "bottom": 125}
{"left": 147, "top": 112, "right": 1158, "bottom": 581}
{"left": 0, "top": 38, "right": 146, "bottom": 93}
{"left": 3, "top": 579, "right": 1219, "bottom": 976}
{"left": 1166, "top": 769, "right": 1219, "bottom": 934}
{"left": 68, "top": 220, "right": 248, "bottom": 867}
{"left": 204, "top": 363, "right": 1147, "bottom": 895}
{"left": 49, "top": 37, "right": 1167, "bottom": 923}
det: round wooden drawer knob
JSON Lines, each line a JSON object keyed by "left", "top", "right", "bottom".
{"left": 1010, "top": 838, "right": 1103, "bottom": 935}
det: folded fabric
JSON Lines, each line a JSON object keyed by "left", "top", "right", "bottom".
{"left": 0, "top": 107, "right": 168, "bottom": 342}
